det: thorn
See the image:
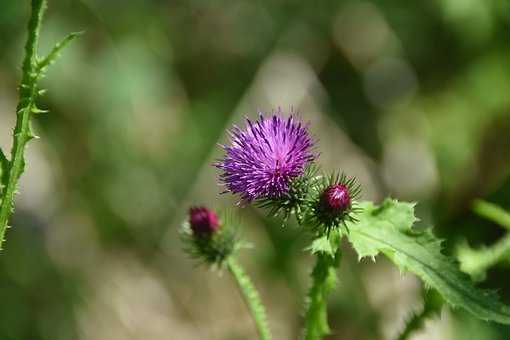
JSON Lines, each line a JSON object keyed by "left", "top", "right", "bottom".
{"left": 38, "top": 89, "right": 47, "bottom": 96}
{"left": 32, "top": 107, "right": 49, "bottom": 114}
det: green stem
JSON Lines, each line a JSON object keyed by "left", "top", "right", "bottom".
{"left": 227, "top": 257, "right": 272, "bottom": 340}
{"left": 304, "top": 250, "right": 341, "bottom": 340}
{"left": 396, "top": 290, "right": 443, "bottom": 340}
{"left": 459, "top": 201, "right": 510, "bottom": 278}
{"left": 0, "top": 0, "right": 47, "bottom": 249}
{"left": 397, "top": 307, "right": 431, "bottom": 340}
{"left": 460, "top": 233, "right": 510, "bottom": 278}
{"left": 473, "top": 199, "right": 510, "bottom": 231}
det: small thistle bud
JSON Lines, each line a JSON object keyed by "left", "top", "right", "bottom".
{"left": 322, "top": 184, "right": 351, "bottom": 212}
{"left": 306, "top": 173, "right": 361, "bottom": 235}
{"left": 181, "top": 207, "right": 237, "bottom": 266}
{"left": 189, "top": 207, "right": 219, "bottom": 236}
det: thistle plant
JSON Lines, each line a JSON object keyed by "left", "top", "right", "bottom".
{"left": 0, "top": 0, "right": 78, "bottom": 249}
{"left": 182, "top": 109, "right": 510, "bottom": 340}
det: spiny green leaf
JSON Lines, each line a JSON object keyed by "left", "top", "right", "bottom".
{"left": 37, "top": 31, "right": 82, "bottom": 74}
{"left": 308, "top": 236, "right": 334, "bottom": 256}
{"left": 371, "top": 199, "right": 418, "bottom": 233}
{"left": 346, "top": 199, "right": 510, "bottom": 324}
{"left": 306, "top": 229, "right": 341, "bottom": 257}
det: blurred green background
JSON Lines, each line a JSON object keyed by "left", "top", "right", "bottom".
{"left": 1, "top": 0, "right": 510, "bottom": 339}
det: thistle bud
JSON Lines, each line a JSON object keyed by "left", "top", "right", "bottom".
{"left": 182, "top": 207, "right": 237, "bottom": 266}
{"left": 322, "top": 184, "right": 351, "bottom": 212}
{"left": 306, "top": 173, "right": 361, "bottom": 235}
{"left": 189, "top": 207, "right": 219, "bottom": 236}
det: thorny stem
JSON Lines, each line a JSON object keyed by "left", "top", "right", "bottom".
{"left": 304, "top": 250, "right": 341, "bottom": 340}
{"left": 0, "top": 0, "right": 47, "bottom": 249}
{"left": 227, "top": 257, "right": 272, "bottom": 340}
{"left": 0, "top": 0, "right": 77, "bottom": 249}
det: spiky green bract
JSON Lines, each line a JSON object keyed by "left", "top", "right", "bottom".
{"left": 304, "top": 172, "right": 361, "bottom": 236}
{"left": 256, "top": 165, "right": 318, "bottom": 223}
{"left": 303, "top": 230, "right": 342, "bottom": 340}
{"left": 346, "top": 199, "right": 510, "bottom": 324}
{"left": 396, "top": 289, "right": 443, "bottom": 340}
{"left": 180, "top": 212, "right": 237, "bottom": 267}
{"left": 227, "top": 257, "right": 272, "bottom": 340}
{"left": 0, "top": 0, "right": 78, "bottom": 249}
{"left": 457, "top": 200, "right": 510, "bottom": 281}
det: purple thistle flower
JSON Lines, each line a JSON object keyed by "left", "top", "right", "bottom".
{"left": 216, "top": 111, "right": 315, "bottom": 201}
{"left": 189, "top": 207, "right": 219, "bottom": 236}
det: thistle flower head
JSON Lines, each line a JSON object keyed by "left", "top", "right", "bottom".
{"left": 189, "top": 206, "right": 219, "bottom": 236}
{"left": 216, "top": 110, "right": 315, "bottom": 201}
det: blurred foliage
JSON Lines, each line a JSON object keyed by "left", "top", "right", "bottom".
{"left": 1, "top": 0, "right": 510, "bottom": 339}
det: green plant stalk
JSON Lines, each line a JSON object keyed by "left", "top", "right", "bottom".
{"left": 397, "top": 304, "right": 434, "bottom": 340}
{"left": 0, "top": 0, "right": 47, "bottom": 249}
{"left": 473, "top": 199, "right": 510, "bottom": 231}
{"left": 227, "top": 257, "right": 272, "bottom": 340}
{"left": 0, "top": 0, "right": 78, "bottom": 249}
{"left": 304, "top": 250, "right": 341, "bottom": 340}
{"left": 461, "top": 233, "right": 510, "bottom": 278}
{"left": 396, "top": 290, "right": 443, "bottom": 340}
{"left": 459, "top": 200, "right": 510, "bottom": 279}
